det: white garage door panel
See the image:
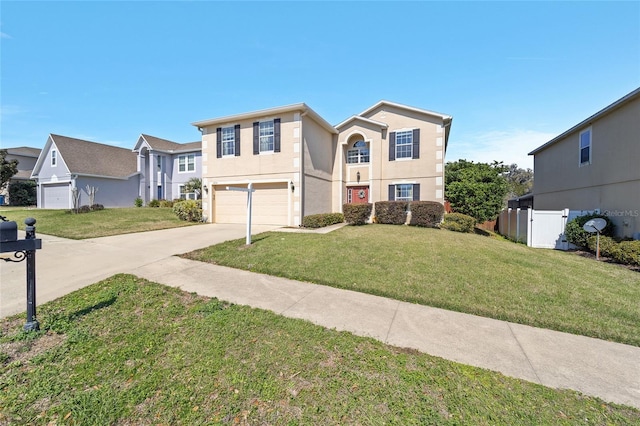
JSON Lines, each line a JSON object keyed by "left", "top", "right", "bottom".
{"left": 214, "top": 183, "right": 288, "bottom": 225}
{"left": 43, "top": 183, "right": 70, "bottom": 209}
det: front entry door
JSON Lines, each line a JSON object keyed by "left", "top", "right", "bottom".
{"left": 348, "top": 186, "right": 369, "bottom": 204}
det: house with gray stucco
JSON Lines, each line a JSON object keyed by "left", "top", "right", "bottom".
{"left": 31, "top": 134, "right": 201, "bottom": 209}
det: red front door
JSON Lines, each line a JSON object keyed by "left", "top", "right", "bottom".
{"left": 347, "top": 186, "right": 369, "bottom": 204}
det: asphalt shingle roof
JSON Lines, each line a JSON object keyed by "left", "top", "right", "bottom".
{"left": 141, "top": 134, "right": 201, "bottom": 152}
{"left": 50, "top": 134, "right": 138, "bottom": 178}
{"left": 6, "top": 147, "right": 42, "bottom": 157}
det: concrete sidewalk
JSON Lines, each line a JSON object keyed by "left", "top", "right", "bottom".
{"left": 2, "top": 224, "right": 639, "bottom": 409}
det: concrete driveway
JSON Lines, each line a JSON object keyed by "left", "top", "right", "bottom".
{"left": 0, "top": 223, "right": 277, "bottom": 318}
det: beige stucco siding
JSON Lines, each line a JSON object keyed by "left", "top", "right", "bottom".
{"left": 533, "top": 95, "right": 640, "bottom": 238}
{"left": 301, "top": 115, "right": 336, "bottom": 217}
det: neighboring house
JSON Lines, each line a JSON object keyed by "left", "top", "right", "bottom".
{"left": 31, "top": 134, "right": 140, "bottom": 208}
{"left": 133, "top": 134, "right": 202, "bottom": 203}
{"left": 528, "top": 87, "right": 640, "bottom": 239}
{"left": 1, "top": 146, "right": 41, "bottom": 205}
{"left": 31, "top": 134, "right": 201, "bottom": 209}
{"left": 192, "top": 101, "right": 452, "bottom": 226}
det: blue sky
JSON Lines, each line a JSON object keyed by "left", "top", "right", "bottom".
{"left": 1, "top": 1, "right": 639, "bottom": 169}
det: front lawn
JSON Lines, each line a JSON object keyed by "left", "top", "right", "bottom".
{"left": 1, "top": 275, "right": 638, "bottom": 424}
{"left": 183, "top": 225, "right": 640, "bottom": 347}
{"left": 0, "top": 207, "right": 198, "bottom": 239}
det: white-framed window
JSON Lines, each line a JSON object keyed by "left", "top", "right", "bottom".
{"left": 579, "top": 128, "right": 591, "bottom": 166}
{"left": 347, "top": 188, "right": 352, "bottom": 203}
{"left": 259, "top": 120, "right": 274, "bottom": 152}
{"left": 395, "top": 184, "right": 413, "bottom": 201}
{"left": 347, "top": 140, "right": 370, "bottom": 164}
{"left": 179, "top": 185, "right": 197, "bottom": 200}
{"left": 395, "top": 130, "right": 413, "bottom": 159}
{"left": 51, "top": 149, "right": 57, "bottom": 167}
{"left": 178, "top": 154, "right": 196, "bottom": 173}
{"left": 222, "top": 126, "right": 235, "bottom": 156}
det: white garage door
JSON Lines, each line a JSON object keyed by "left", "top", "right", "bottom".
{"left": 213, "top": 182, "right": 289, "bottom": 226}
{"left": 42, "top": 183, "right": 70, "bottom": 209}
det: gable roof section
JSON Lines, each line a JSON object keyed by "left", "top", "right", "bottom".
{"left": 191, "top": 103, "right": 338, "bottom": 135}
{"left": 359, "top": 100, "right": 453, "bottom": 122}
{"left": 5, "top": 147, "right": 42, "bottom": 158}
{"left": 34, "top": 134, "right": 138, "bottom": 178}
{"left": 334, "top": 115, "right": 389, "bottom": 131}
{"left": 529, "top": 87, "right": 640, "bottom": 156}
{"left": 136, "top": 134, "right": 201, "bottom": 153}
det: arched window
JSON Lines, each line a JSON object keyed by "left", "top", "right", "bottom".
{"left": 347, "top": 140, "right": 370, "bottom": 164}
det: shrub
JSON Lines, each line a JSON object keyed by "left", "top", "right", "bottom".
{"left": 134, "top": 197, "right": 143, "bottom": 208}
{"left": 159, "top": 199, "right": 174, "bottom": 208}
{"left": 78, "top": 205, "right": 91, "bottom": 213}
{"left": 587, "top": 235, "right": 620, "bottom": 259}
{"left": 614, "top": 241, "right": 640, "bottom": 266}
{"left": 173, "top": 199, "right": 203, "bottom": 222}
{"left": 148, "top": 199, "right": 161, "bottom": 208}
{"left": 91, "top": 204, "right": 105, "bottom": 211}
{"left": 565, "top": 213, "right": 615, "bottom": 248}
{"left": 8, "top": 180, "right": 36, "bottom": 206}
{"left": 375, "top": 201, "right": 408, "bottom": 225}
{"left": 409, "top": 201, "right": 445, "bottom": 227}
{"left": 343, "top": 203, "right": 372, "bottom": 226}
{"left": 440, "top": 213, "right": 476, "bottom": 233}
{"left": 302, "top": 213, "right": 344, "bottom": 229}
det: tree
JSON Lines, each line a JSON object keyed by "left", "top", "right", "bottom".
{"left": 183, "top": 178, "right": 202, "bottom": 199}
{"left": 0, "top": 149, "right": 19, "bottom": 192}
{"left": 504, "top": 163, "right": 533, "bottom": 199}
{"left": 445, "top": 160, "right": 508, "bottom": 223}
{"left": 8, "top": 181, "right": 36, "bottom": 206}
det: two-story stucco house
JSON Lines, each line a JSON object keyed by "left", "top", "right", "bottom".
{"left": 31, "top": 134, "right": 201, "bottom": 208}
{"left": 192, "top": 101, "right": 452, "bottom": 226}
{"left": 528, "top": 87, "right": 640, "bottom": 239}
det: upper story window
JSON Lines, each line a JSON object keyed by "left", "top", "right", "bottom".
{"left": 347, "top": 140, "right": 370, "bottom": 164}
{"left": 222, "top": 126, "right": 235, "bottom": 156}
{"left": 579, "top": 128, "right": 591, "bottom": 166}
{"left": 178, "top": 154, "right": 196, "bottom": 173}
{"left": 259, "top": 121, "right": 275, "bottom": 152}
{"left": 395, "top": 130, "right": 413, "bottom": 159}
{"left": 51, "top": 149, "right": 57, "bottom": 167}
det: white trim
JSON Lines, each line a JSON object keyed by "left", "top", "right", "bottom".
{"left": 335, "top": 115, "right": 389, "bottom": 130}
{"left": 178, "top": 153, "right": 196, "bottom": 173}
{"left": 391, "top": 180, "right": 417, "bottom": 185}
{"left": 359, "top": 100, "right": 452, "bottom": 121}
{"left": 51, "top": 149, "right": 57, "bottom": 167}
{"left": 210, "top": 178, "right": 291, "bottom": 185}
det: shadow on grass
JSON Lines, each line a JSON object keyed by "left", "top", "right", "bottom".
{"left": 69, "top": 297, "right": 117, "bottom": 321}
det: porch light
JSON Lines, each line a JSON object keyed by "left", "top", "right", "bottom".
{"left": 356, "top": 171, "right": 361, "bottom": 183}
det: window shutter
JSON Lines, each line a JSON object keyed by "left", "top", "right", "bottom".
{"left": 234, "top": 124, "right": 241, "bottom": 156}
{"left": 389, "top": 132, "right": 396, "bottom": 161}
{"left": 413, "top": 183, "right": 420, "bottom": 201}
{"left": 253, "top": 122, "right": 259, "bottom": 155}
{"left": 388, "top": 184, "right": 395, "bottom": 201}
{"left": 216, "top": 127, "right": 222, "bottom": 158}
{"left": 412, "top": 129, "right": 420, "bottom": 159}
{"left": 274, "top": 118, "right": 281, "bottom": 153}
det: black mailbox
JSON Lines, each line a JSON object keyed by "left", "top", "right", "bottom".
{"left": 0, "top": 219, "right": 17, "bottom": 243}
{"left": 0, "top": 216, "right": 42, "bottom": 331}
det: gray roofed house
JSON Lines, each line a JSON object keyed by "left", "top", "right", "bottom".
{"left": 1, "top": 146, "right": 42, "bottom": 205}
{"left": 31, "top": 133, "right": 202, "bottom": 209}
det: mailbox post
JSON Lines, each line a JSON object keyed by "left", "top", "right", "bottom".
{"left": 226, "top": 183, "right": 255, "bottom": 245}
{"left": 1, "top": 216, "right": 43, "bottom": 331}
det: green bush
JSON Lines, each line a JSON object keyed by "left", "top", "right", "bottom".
{"left": 440, "top": 213, "right": 476, "bottom": 233}
{"left": 302, "top": 213, "right": 344, "bottom": 229}
{"left": 565, "top": 213, "right": 615, "bottom": 248}
{"left": 148, "top": 199, "right": 161, "bottom": 208}
{"left": 343, "top": 203, "right": 372, "bottom": 226}
{"left": 8, "top": 180, "right": 36, "bottom": 206}
{"left": 159, "top": 199, "right": 174, "bottom": 208}
{"left": 91, "top": 204, "right": 105, "bottom": 211}
{"left": 173, "top": 199, "right": 202, "bottom": 222}
{"left": 134, "top": 197, "right": 143, "bottom": 207}
{"left": 375, "top": 201, "right": 408, "bottom": 225}
{"left": 587, "top": 235, "right": 620, "bottom": 258}
{"left": 614, "top": 241, "right": 640, "bottom": 266}
{"left": 409, "top": 201, "right": 445, "bottom": 227}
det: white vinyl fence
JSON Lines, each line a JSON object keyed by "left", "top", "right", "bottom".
{"left": 498, "top": 208, "right": 599, "bottom": 250}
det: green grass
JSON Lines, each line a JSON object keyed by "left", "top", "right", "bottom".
{"left": 182, "top": 225, "right": 640, "bottom": 347}
{"left": 1, "top": 274, "right": 638, "bottom": 425}
{"left": 0, "top": 207, "right": 198, "bottom": 239}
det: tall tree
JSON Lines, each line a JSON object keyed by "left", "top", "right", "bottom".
{"left": 504, "top": 163, "right": 534, "bottom": 199}
{"left": 0, "top": 149, "right": 19, "bottom": 191}
{"left": 445, "top": 160, "right": 508, "bottom": 223}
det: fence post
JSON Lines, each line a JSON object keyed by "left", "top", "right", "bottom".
{"left": 527, "top": 207, "right": 533, "bottom": 247}
{"left": 507, "top": 208, "right": 512, "bottom": 240}
{"left": 516, "top": 208, "right": 521, "bottom": 242}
